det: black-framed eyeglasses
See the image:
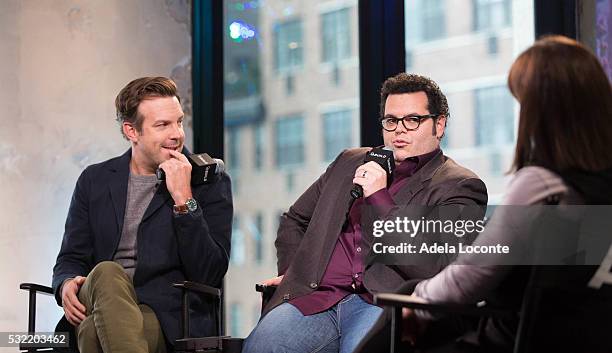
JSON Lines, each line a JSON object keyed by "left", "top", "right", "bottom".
{"left": 380, "top": 114, "right": 439, "bottom": 132}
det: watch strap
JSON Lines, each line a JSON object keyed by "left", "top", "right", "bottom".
{"left": 173, "top": 198, "right": 197, "bottom": 214}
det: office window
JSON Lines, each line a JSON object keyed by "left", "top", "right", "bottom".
{"left": 286, "top": 171, "right": 296, "bottom": 192}
{"left": 252, "top": 213, "right": 264, "bottom": 264}
{"left": 406, "top": 0, "right": 533, "bottom": 199}
{"left": 406, "top": 49, "right": 414, "bottom": 69}
{"left": 475, "top": 86, "right": 514, "bottom": 146}
{"left": 229, "top": 303, "right": 242, "bottom": 337}
{"left": 440, "top": 130, "right": 449, "bottom": 150}
{"left": 489, "top": 150, "right": 503, "bottom": 175}
{"left": 230, "top": 216, "right": 245, "bottom": 265}
{"left": 275, "top": 115, "right": 304, "bottom": 167}
{"left": 321, "top": 8, "right": 351, "bottom": 63}
{"left": 323, "top": 110, "right": 352, "bottom": 161}
{"left": 253, "top": 304, "right": 261, "bottom": 328}
{"left": 223, "top": 0, "right": 360, "bottom": 338}
{"left": 228, "top": 127, "right": 241, "bottom": 170}
{"left": 254, "top": 123, "right": 264, "bottom": 170}
{"left": 473, "top": 0, "right": 512, "bottom": 31}
{"left": 589, "top": 0, "right": 612, "bottom": 81}
{"left": 422, "top": 0, "right": 446, "bottom": 41}
{"left": 274, "top": 19, "right": 303, "bottom": 72}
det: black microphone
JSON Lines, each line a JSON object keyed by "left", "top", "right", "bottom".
{"left": 156, "top": 153, "right": 225, "bottom": 186}
{"left": 350, "top": 146, "right": 395, "bottom": 199}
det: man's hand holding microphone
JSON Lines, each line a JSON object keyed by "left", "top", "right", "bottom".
{"left": 351, "top": 147, "right": 395, "bottom": 199}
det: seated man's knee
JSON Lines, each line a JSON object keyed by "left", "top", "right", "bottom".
{"left": 245, "top": 305, "right": 296, "bottom": 345}
{"left": 254, "top": 304, "right": 299, "bottom": 335}
{"left": 85, "top": 261, "right": 132, "bottom": 294}
{"left": 244, "top": 303, "right": 327, "bottom": 353}
{"left": 89, "top": 261, "right": 128, "bottom": 281}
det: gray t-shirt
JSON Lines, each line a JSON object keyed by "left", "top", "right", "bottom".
{"left": 113, "top": 172, "right": 159, "bottom": 279}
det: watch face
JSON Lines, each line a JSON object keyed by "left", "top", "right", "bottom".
{"left": 185, "top": 198, "right": 198, "bottom": 212}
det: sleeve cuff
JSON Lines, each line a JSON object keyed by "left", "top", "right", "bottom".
{"left": 173, "top": 206, "right": 204, "bottom": 220}
{"left": 58, "top": 277, "right": 75, "bottom": 305}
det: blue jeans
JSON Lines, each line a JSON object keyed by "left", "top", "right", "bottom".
{"left": 242, "top": 294, "right": 383, "bottom": 353}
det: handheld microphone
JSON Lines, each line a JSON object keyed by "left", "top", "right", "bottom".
{"left": 156, "top": 153, "right": 225, "bottom": 185}
{"left": 350, "top": 146, "right": 395, "bottom": 199}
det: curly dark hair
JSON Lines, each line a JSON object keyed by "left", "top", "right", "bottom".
{"left": 379, "top": 73, "right": 449, "bottom": 120}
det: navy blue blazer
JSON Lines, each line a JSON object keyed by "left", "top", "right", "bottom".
{"left": 52, "top": 148, "right": 233, "bottom": 345}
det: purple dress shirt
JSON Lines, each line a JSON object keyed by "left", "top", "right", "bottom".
{"left": 290, "top": 149, "right": 440, "bottom": 315}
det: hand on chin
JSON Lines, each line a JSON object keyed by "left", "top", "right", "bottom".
{"left": 161, "top": 145, "right": 181, "bottom": 158}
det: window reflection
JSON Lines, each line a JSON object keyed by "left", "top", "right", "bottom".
{"left": 275, "top": 19, "right": 303, "bottom": 73}
{"left": 406, "top": 0, "right": 534, "bottom": 200}
{"left": 230, "top": 216, "right": 245, "bottom": 265}
{"left": 229, "top": 303, "right": 243, "bottom": 337}
{"left": 474, "top": 86, "right": 514, "bottom": 147}
{"left": 322, "top": 8, "right": 351, "bottom": 63}
{"left": 422, "top": 0, "right": 446, "bottom": 41}
{"left": 275, "top": 115, "right": 305, "bottom": 168}
{"left": 474, "top": 0, "right": 512, "bottom": 31}
{"left": 253, "top": 123, "right": 265, "bottom": 171}
{"left": 323, "top": 109, "right": 353, "bottom": 162}
{"left": 223, "top": 0, "right": 360, "bottom": 334}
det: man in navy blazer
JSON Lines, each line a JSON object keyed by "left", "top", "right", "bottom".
{"left": 52, "top": 77, "right": 233, "bottom": 353}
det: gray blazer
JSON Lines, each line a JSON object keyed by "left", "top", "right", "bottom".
{"left": 265, "top": 147, "right": 488, "bottom": 316}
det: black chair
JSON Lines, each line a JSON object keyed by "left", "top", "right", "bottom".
{"left": 19, "top": 281, "right": 243, "bottom": 353}
{"left": 173, "top": 281, "right": 243, "bottom": 353}
{"left": 374, "top": 265, "right": 612, "bottom": 353}
{"left": 254, "top": 284, "right": 277, "bottom": 314}
{"left": 19, "top": 283, "right": 75, "bottom": 353}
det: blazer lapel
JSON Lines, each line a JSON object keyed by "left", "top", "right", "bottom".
{"left": 142, "top": 182, "right": 172, "bottom": 222}
{"left": 393, "top": 150, "right": 445, "bottom": 205}
{"left": 108, "top": 149, "right": 132, "bottom": 239}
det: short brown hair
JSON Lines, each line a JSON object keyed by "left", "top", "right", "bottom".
{"left": 115, "top": 77, "right": 181, "bottom": 139}
{"left": 509, "top": 36, "right": 612, "bottom": 172}
{"left": 379, "top": 73, "right": 450, "bottom": 119}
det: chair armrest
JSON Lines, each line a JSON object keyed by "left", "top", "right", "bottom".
{"left": 20, "top": 283, "right": 54, "bottom": 295}
{"left": 255, "top": 284, "right": 277, "bottom": 296}
{"left": 173, "top": 281, "right": 221, "bottom": 299}
{"left": 375, "top": 293, "right": 515, "bottom": 319}
{"left": 255, "top": 284, "right": 277, "bottom": 316}
{"left": 173, "top": 281, "right": 222, "bottom": 340}
{"left": 375, "top": 293, "right": 516, "bottom": 353}
{"left": 19, "top": 283, "right": 55, "bottom": 336}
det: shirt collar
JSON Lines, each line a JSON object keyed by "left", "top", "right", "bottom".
{"left": 394, "top": 148, "right": 441, "bottom": 179}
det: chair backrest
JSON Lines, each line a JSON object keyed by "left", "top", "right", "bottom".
{"left": 514, "top": 264, "right": 612, "bottom": 353}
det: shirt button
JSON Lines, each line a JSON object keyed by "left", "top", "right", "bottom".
{"left": 283, "top": 293, "right": 290, "bottom": 300}
{"left": 309, "top": 282, "right": 318, "bottom": 289}
{"left": 356, "top": 247, "right": 362, "bottom": 252}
